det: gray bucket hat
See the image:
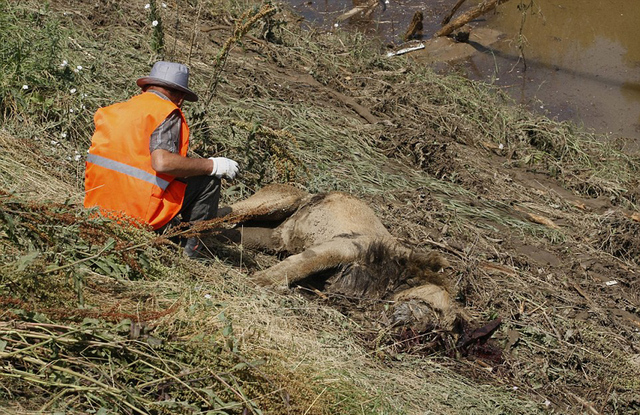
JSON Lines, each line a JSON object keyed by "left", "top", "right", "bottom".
{"left": 136, "top": 61, "right": 198, "bottom": 102}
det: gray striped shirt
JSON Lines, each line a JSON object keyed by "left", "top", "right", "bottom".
{"left": 148, "top": 90, "right": 182, "bottom": 154}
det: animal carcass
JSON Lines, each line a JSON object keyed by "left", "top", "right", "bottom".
{"left": 217, "top": 184, "right": 458, "bottom": 328}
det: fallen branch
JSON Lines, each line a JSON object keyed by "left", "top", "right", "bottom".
{"left": 436, "top": 0, "right": 511, "bottom": 37}
{"left": 336, "top": 0, "right": 380, "bottom": 22}
{"left": 441, "top": 0, "right": 467, "bottom": 25}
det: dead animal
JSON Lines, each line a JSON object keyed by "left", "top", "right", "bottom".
{"left": 216, "top": 184, "right": 458, "bottom": 328}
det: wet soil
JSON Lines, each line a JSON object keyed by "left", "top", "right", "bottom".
{"left": 287, "top": 0, "right": 640, "bottom": 148}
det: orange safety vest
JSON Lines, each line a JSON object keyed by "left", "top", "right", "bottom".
{"left": 84, "top": 92, "right": 190, "bottom": 230}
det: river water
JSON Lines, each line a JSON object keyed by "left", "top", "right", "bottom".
{"left": 286, "top": 0, "right": 640, "bottom": 149}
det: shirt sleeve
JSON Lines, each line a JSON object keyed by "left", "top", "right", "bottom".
{"left": 149, "top": 110, "right": 182, "bottom": 154}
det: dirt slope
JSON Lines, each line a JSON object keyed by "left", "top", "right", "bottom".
{"left": 2, "top": 0, "right": 640, "bottom": 413}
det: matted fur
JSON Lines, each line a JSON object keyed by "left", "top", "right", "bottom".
{"left": 325, "top": 240, "right": 448, "bottom": 299}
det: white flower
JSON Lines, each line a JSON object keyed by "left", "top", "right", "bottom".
{"left": 162, "top": 3, "right": 167, "bottom": 7}
{"left": 74, "top": 65, "right": 83, "bottom": 73}
{"left": 82, "top": 93, "right": 88, "bottom": 98}
{"left": 334, "top": 23, "right": 339, "bottom": 28}
{"left": 69, "top": 108, "right": 74, "bottom": 113}
{"left": 74, "top": 154, "right": 82, "bottom": 161}
{"left": 51, "top": 140, "right": 59, "bottom": 145}
{"left": 60, "top": 132, "right": 67, "bottom": 138}
{"left": 70, "top": 88, "right": 77, "bottom": 94}
{"left": 22, "top": 85, "right": 29, "bottom": 90}
{"left": 61, "top": 60, "right": 68, "bottom": 67}
{"left": 144, "top": 3, "right": 150, "bottom": 9}
{"left": 204, "top": 294, "right": 212, "bottom": 299}
{"left": 498, "top": 143, "right": 504, "bottom": 150}
{"left": 82, "top": 105, "right": 86, "bottom": 110}
{"left": 152, "top": 20, "right": 159, "bottom": 27}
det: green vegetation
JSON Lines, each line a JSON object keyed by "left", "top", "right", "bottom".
{"left": 2, "top": 0, "right": 640, "bottom": 413}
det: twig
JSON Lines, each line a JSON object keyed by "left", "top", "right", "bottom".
{"left": 187, "top": 0, "right": 204, "bottom": 65}
{"left": 567, "top": 391, "right": 601, "bottom": 415}
{"left": 542, "top": 310, "right": 562, "bottom": 342}
{"left": 303, "top": 386, "right": 327, "bottom": 415}
{"left": 204, "top": 4, "right": 277, "bottom": 106}
{"left": 436, "top": 0, "right": 512, "bottom": 37}
{"left": 423, "top": 238, "right": 465, "bottom": 259}
{"left": 210, "top": 371, "right": 256, "bottom": 412}
{"left": 137, "top": 360, "right": 210, "bottom": 406}
{"left": 441, "top": 0, "right": 468, "bottom": 25}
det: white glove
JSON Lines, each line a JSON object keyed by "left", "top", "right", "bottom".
{"left": 209, "top": 157, "right": 239, "bottom": 180}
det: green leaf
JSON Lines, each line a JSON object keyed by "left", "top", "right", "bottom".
{"left": 231, "top": 362, "right": 247, "bottom": 371}
{"left": 102, "top": 238, "right": 116, "bottom": 252}
{"left": 15, "top": 250, "right": 39, "bottom": 271}
{"left": 222, "top": 324, "right": 233, "bottom": 337}
{"left": 116, "top": 318, "right": 131, "bottom": 334}
{"left": 81, "top": 317, "right": 102, "bottom": 327}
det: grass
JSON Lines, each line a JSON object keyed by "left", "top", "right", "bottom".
{"left": 1, "top": 0, "right": 640, "bottom": 413}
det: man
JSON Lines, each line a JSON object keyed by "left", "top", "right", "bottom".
{"left": 84, "top": 61, "right": 239, "bottom": 257}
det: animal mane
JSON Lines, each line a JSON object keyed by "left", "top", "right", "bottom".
{"left": 314, "top": 240, "right": 448, "bottom": 299}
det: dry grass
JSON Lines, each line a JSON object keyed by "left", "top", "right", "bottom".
{"left": 2, "top": 0, "right": 640, "bottom": 414}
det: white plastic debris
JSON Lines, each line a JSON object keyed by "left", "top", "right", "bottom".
{"left": 386, "top": 43, "right": 425, "bottom": 57}
{"left": 605, "top": 280, "right": 618, "bottom": 286}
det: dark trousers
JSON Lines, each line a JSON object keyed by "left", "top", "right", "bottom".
{"left": 180, "top": 175, "right": 221, "bottom": 222}
{"left": 157, "top": 175, "right": 221, "bottom": 234}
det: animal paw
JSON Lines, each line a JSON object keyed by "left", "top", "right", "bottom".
{"left": 251, "top": 270, "right": 279, "bottom": 287}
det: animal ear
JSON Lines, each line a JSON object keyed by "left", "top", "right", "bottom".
{"left": 410, "top": 251, "right": 449, "bottom": 272}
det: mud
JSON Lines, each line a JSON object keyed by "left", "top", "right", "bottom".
{"left": 287, "top": 0, "right": 640, "bottom": 146}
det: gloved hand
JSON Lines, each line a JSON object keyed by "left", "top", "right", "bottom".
{"left": 209, "top": 157, "right": 239, "bottom": 180}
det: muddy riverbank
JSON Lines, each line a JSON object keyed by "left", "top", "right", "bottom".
{"left": 288, "top": 0, "right": 640, "bottom": 149}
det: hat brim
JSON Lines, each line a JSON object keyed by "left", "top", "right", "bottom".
{"left": 136, "top": 76, "right": 198, "bottom": 102}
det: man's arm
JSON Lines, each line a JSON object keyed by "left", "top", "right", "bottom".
{"left": 151, "top": 149, "right": 213, "bottom": 178}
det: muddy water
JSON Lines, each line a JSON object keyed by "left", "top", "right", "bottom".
{"left": 287, "top": 0, "right": 640, "bottom": 148}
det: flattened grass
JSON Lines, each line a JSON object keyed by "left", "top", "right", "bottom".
{"left": 2, "top": 0, "right": 640, "bottom": 413}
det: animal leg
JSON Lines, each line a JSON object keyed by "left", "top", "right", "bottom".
{"left": 224, "top": 184, "right": 309, "bottom": 222}
{"left": 252, "top": 238, "right": 365, "bottom": 287}
{"left": 215, "top": 226, "right": 281, "bottom": 252}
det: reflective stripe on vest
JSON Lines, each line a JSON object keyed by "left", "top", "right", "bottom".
{"left": 86, "top": 153, "right": 171, "bottom": 190}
